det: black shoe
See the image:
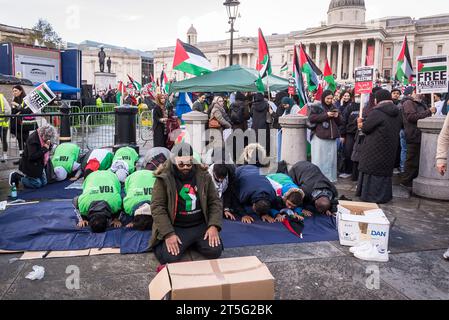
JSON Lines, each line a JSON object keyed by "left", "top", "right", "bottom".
{"left": 13, "top": 160, "right": 20, "bottom": 166}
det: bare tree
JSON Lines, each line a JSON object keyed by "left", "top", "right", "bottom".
{"left": 29, "top": 19, "right": 63, "bottom": 49}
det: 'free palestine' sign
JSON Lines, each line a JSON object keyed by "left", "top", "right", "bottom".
{"left": 416, "top": 55, "right": 448, "bottom": 94}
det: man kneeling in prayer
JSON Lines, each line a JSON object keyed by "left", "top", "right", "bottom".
{"left": 122, "top": 169, "right": 156, "bottom": 231}
{"left": 266, "top": 173, "right": 305, "bottom": 221}
{"left": 73, "top": 170, "right": 123, "bottom": 233}
{"left": 51, "top": 143, "right": 82, "bottom": 182}
{"left": 288, "top": 161, "right": 339, "bottom": 217}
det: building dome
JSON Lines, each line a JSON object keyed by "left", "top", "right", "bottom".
{"left": 187, "top": 24, "right": 197, "bottom": 35}
{"left": 328, "top": 0, "right": 365, "bottom": 12}
{"left": 327, "top": 0, "right": 366, "bottom": 25}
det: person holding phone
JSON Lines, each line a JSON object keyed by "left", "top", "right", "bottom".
{"left": 308, "top": 90, "right": 343, "bottom": 183}
{"left": 9, "top": 125, "right": 57, "bottom": 189}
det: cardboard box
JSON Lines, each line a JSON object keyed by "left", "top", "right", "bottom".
{"left": 337, "top": 201, "right": 390, "bottom": 250}
{"left": 149, "top": 256, "right": 275, "bottom": 300}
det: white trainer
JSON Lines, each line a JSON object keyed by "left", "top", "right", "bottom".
{"left": 354, "top": 244, "right": 389, "bottom": 262}
{"left": 349, "top": 241, "right": 372, "bottom": 254}
{"left": 443, "top": 248, "right": 449, "bottom": 261}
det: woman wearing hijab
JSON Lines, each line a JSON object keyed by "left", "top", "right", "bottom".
{"left": 152, "top": 94, "right": 168, "bottom": 148}
{"left": 308, "top": 90, "right": 342, "bottom": 183}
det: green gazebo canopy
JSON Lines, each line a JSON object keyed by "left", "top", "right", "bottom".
{"left": 169, "top": 64, "right": 289, "bottom": 94}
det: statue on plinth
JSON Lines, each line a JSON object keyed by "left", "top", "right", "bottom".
{"left": 107, "top": 57, "right": 112, "bottom": 73}
{"left": 98, "top": 47, "right": 106, "bottom": 73}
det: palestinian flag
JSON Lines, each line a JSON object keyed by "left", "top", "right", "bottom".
{"left": 173, "top": 39, "right": 213, "bottom": 76}
{"left": 280, "top": 62, "right": 288, "bottom": 72}
{"left": 293, "top": 45, "right": 309, "bottom": 110}
{"left": 299, "top": 44, "right": 322, "bottom": 92}
{"left": 417, "top": 56, "right": 447, "bottom": 73}
{"left": 127, "top": 74, "right": 142, "bottom": 91}
{"left": 116, "top": 81, "right": 126, "bottom": 105}
{"left": 256, "top": 28, "right": 272, "bottom": 92}
{"left": 160, "top": 70, "right": 169, "bottom": 94}
{"left": 323, "top": 59, "right": 337, "bottom": 92}
{"left": 396, "top": 36, "right": 414, "bottom": 85}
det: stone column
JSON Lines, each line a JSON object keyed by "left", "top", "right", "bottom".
{"left": 361, "top": 39, "right": 367, "bottom": 67}
{"left": 279, "top": 115, "right": 308, "bottom": 169}
{"left": 326, "top": 42, "right": 332, "bottom": 68}
{"left": 239, "top": 54, "right": 242, "bottom": 66}
{"left": 182, "top": 111, "right": 209, "bottom": 157}
{"left": 316, "top": 43, "right": 321, "bottom": 69}
{"left": 349, "top": 40, "right": 355, "bottom": 80}
{"left": 337, "top": 41, "right": 344, "bottom": 81}
{"left": 374, "top": 38, "right": 381, "bottom": 71}
{"left": 305, "top": 43, "right": 311, "bottom": 55}
{"left": 413, "top": 117, "right": 449, "bottom": 200}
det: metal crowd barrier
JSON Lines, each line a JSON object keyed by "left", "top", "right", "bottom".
{"left": 0, "top": 109, "right": 153, "bottom": 161}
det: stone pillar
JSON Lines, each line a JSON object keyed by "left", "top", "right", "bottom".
{"left": 413, "top": 117, "right": 449, "bottom": 200}
{"left": 305, "top": 43, "right": 310, "bottom": 55}
{"left": 326, "top": 42, "right": 332, "bottom": 67}
{"left": 374, "top": 38, "right": 381, "bottom": 71}
{"left": 182, "top": 111, "right": 208, "bottom": 157}
{"left": 279, "top": 115, "right": 308, "bottom": 169}
{"left": 239, "top": 54, "right": 242, "bottom": 65}
{"left": 316, "top": 43, "right": 321, "bottom": 69}
{"left": 337, "top": 41, "right": 344, "bottom": 81}
{"left": 361, "top": 39, "right": 367, "bottom": 67}
{"left": 349, "top": 40, "right": 355, "bottom": 80}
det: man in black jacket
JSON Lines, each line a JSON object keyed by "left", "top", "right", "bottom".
{"left": 400, "top": 87, "right": 436, "bottom": 187}
{"left": 357, "top": 90, "right": 402, "bottom": 203}
{"left": 288, "top": 161, "right": 339, "bottom": 216}
{"left": 9, "top": 125, "right": 57, "bottom": 189}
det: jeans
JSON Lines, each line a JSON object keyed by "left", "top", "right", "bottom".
{"left": 400, "top": 130, "right": 407, "bottom": 173}
{"left": 154, "top": 223, "right": 223, "bottom": 265}
{"left": 22, "top": 171, "right": 47, "bottom": 189}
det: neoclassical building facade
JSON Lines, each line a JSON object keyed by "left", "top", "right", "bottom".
{"left": 153, "top": 0, "right": 449, "bottom": 84}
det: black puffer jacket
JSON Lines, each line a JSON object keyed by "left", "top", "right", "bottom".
{"left": 340, "top": 102, "right": 360, "bottom": 137}
{"left": 359, "top": 101, "right": 402, "bottom": 177}
{"left": 288, "top": 161, "right": 339, "bottom": 213}
{"left": 250, "top": 93, "right": 269, "bottom": 132}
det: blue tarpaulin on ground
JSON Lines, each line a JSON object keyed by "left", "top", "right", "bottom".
{"left": 12, "top": 181, "right": 82, "bottom": 201}
{"left": 0, "top": 201, "right": 338, "bottom": 254}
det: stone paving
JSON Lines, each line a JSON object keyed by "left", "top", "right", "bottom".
{"left": 0, "top": 166, "right": 448, "bottom": 300}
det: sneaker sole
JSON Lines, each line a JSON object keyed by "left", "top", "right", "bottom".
{"left": 354, "top": 253, "right": 389, "bottom": 262}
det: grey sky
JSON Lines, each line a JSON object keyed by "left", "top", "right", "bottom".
{"left": 0, "top": 0, "right": 446, "bottom": 51}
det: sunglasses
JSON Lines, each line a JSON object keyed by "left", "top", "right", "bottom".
{"left": 177, "top": 162, "right": 193, "bottom": 169}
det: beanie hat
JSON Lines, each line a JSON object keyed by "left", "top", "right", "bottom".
{"left": 54, "top": 167, "right": 68, "bottom": 182}
{"left": 403, "top": 86, "right": 415, "bottom": 96}
{"left": 134, "top": 203, "right": 152, "bottom": 216}
{"left": 391, "top": 88, "right": 401, "bottom": 95}
{"left": 375, "top": 89, "right": 392, "bottom": 103}
{"left": 281, "top": 97, "right": 294, "bottom": 107}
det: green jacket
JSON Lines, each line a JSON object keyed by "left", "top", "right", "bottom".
{"left": 150, "top": 160, "right": 223, "bottom": 248}
{"left": 113, "top": 146, "right": 139, "bottom": 174}
{"left": 78, "top": 170, "right": 122, "bottom": 216}
{"left": 123, "top": 170, "right": 156, "bottom": 215}
{"left": 51, "top": 143, "right": 80, "bottom": 173}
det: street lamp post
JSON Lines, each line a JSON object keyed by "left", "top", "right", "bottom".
{"left": 223, "top": 0, "right": 240, "bottom": 66}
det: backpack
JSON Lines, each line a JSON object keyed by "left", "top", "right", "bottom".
{"left": 230, "top": 103, "right": 244, "bottom": 125}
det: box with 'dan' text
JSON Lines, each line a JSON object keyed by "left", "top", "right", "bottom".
{"left": 337, "top": 201, "right": 390, "bottom": 250}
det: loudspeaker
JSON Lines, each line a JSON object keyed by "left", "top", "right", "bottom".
{"left": 81, "top": 84, "right": 93, "bottom": 99}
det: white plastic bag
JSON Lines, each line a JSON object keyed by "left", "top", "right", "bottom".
{"left": 25, "top": 266, "right": 45, "bottom": 280}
